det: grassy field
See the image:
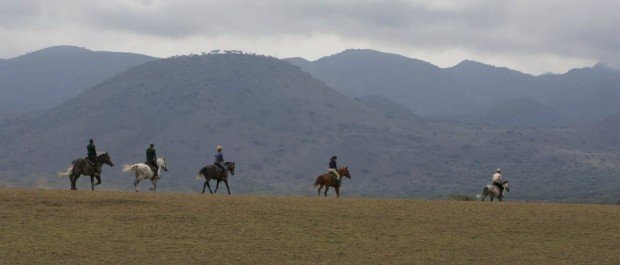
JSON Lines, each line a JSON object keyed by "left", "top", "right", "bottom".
{"left": 0, "top": 189, "right": 618, "bottom": 264}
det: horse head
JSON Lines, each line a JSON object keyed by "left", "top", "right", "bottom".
{"left": 98, "top": 152, "right": 114, "bottom": 167}
{"left": 158, "top": 157, "right": 168, "bottom": 172}
{"left": 225, "top": 162, "right": 235, "bottom": 175}
{"left": 339, "top": 166, "right": 351, "bottom": 179}
{"left": 503, "top": 180, "right": 510, "bottom": 192}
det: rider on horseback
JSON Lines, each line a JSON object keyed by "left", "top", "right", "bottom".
{"left": 146, "top": 142, "right": 159, "bottom": 179}
{"left": 328, "top": 156, "right": 341, "bottom": 185}
{"left": 492, "top": 169, "right": 504, "bottom": 197}
{"left": 214, "top": 145, "right": 226, "bottom": 175}
{"left": 86, "top": 139, "right": 99, "bottom": 176}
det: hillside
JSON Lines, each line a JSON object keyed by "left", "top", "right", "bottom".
{"left": 286, "top": 49, "right": 620, "bottom": 126}
{"left": 0, "top": 46, "right": 157, "bottom": 113}
{"left": 472, "top": 97, "right": 569, "bottom": 127}
{"left": 0, "top": 53, "right": 618, "bottom": 203}
{"left": 1, "top": 189, "right": 618, "bottom": 264}
{"left": 0, "top": 53, "right": 437, "bottom": 195}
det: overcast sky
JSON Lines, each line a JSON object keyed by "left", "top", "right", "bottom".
{"left": 1, "top": 0, "right": 618, "bottom": 74}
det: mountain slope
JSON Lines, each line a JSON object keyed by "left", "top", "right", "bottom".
{"left": 473, "top": 97, "right": 569, "bottom": 127}
{"left": 0, "top": 54, "right": 441, "bottom": 195}
{"left": 287, "top": 49, "right": 620, "bottom": 126}
{"left": 0, "top": 54, "right": 617, "bottom": 202}
{"left": 286, "top": 49, "right": 482, "bottom": 118}
{"left": 0, "top": 46, "right": 157, "bottom": 113}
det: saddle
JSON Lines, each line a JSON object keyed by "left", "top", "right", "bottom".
{"left": 85, "top": 157, "right": 100, "bottom": 176}
{"left": 144, "top": 161, "right": 157, "bottom": 172}
{"left": 211, "top": 165, "right": 227, "bottom": 178}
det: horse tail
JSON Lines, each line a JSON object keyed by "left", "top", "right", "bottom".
{"left": 195, "top": 170, "right": 204, "bottom": 181}
{"left": 122, "top": 164, "right": 139, "bottom": 173}
{"left": 58, "top": 165, "right": 73, "bottom": 178}
{"left": 313, "top": 176, "right": 322, "bottom": 188}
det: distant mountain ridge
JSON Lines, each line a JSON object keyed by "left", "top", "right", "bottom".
{"left": 0, "top": 46, "right": 157, "bottom": 113}
{"left": 1, "top": 53, "right": 618, "bottom": 203}
{"left": 284, "top": 49, "right": 620, "bottom": 127}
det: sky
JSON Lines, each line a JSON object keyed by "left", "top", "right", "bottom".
{"left": 0, "top": 0, "right": 618, "bottom": 75}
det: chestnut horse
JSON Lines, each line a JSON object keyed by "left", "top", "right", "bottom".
{"left": 313, "top": 167, "right": 351, "bottom": 197}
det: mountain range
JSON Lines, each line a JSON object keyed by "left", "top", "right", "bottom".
{"left": 0, "top": 46, "right": 156, "bottom": 113}
{"left": 0, "top": 48, "right": 618, "bottom": 203}
{"left": 285, "top": 49, "right": 620, "bottom": 127}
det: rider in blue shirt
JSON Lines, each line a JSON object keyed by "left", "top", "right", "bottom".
{"left": 214, "top": 145, "right": 226, "bottom": 174}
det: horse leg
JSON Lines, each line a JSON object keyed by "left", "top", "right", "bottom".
{"left": 90, "top": 175, "right": 95, "bottom": 191}
{"left": 94, "top": 175, "right": 102, "bottom": 186}
{"left": 150, "top": 178, "right": 157, "bottom": 192}
{"left": 134, "top": 178, "right": 140, "bottom": 192}
{"left": 335, "top": 186, "right": 340, "bottom": 198}
{"left": 224, "top": 180, "right": 231, "bottom": 195}
{"left": 70, "top": 173, "right": 78, "bottom": 190}
{"left": 324, "top": 186, "right": 329, "bottom": 197}
{"left": 317, "top": 184, "right": 323, "bottom": 197}
{"left": 201, "top": 180, "right": 207, "bottom": 194}
{"left": 490, "top": 195, "right": 494, "bottom": 201}
{"left": 481, "top": 188, "right": 487, "bottom": 201}
{"left": 206, "top": 180, "right": 213, "bottom": 194}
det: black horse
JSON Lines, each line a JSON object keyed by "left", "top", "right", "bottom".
{"left": 195, "top": 162, "right": 236, "bottom": 195}
{"left": 58, "top": 152, "right": 114, "bottom": 190}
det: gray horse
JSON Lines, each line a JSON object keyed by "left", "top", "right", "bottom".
{"left": 481, "top": 180, "right": 510, "bottom": 201}
{"left": 58, "top": 152, "right": 114, "bottom": 191}
{"left": 195, "top": 162, "right": 236, "bottom": 194}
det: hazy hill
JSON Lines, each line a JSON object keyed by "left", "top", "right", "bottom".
{"left": 471, "top": 97, "right": 569, "bottom": 128}
{"left": 0, "top": 46, "right": 157, "bottom": 113}
{"left": 582, "top": 112, "right": 620, "bottom": 148}
{"left": 355, "top": 95, "right": 421, "bottom": 120}
{"left": 285, "top": 49, "right": 620, "bottom": 126}
{"left": 0, "top": 53, "right": 618, "bottom": 202}
{"left": 0, "top": 53, "right": 440, "bottom": 195}
{"left": 285, "top": 49, "right": 479, "bottom": 118}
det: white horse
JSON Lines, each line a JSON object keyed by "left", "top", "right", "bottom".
{"left": 481, "top": 180, "right": 510, "bottom": 201}
{"left": 122, "top": 158, "right": 168, "bottom": 192}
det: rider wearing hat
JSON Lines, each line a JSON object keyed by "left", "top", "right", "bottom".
{"left": 146, "top": 142, "right": 158, "bottom": 178}
{"left": 328, "top": 156, "right": 341, "bottom": 185}
{"left": 214, "top": 145, "right": 226, "bottom": 174}
{"left": 492, "top": 169, "right": 504, "bottom": 195}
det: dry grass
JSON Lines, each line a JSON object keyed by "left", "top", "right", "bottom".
{"left": 0, "top": 189, "right": 618, "bottom": 264}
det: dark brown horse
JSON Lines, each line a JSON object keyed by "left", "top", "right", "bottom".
{"left": 313, "top": 167, "right": 351, "bottom": 197}
{"left": 195, "top": 162, "right": 236, "bottom": 195}
{"left": 58, "top": 152, "right": 114, "bottom": 191}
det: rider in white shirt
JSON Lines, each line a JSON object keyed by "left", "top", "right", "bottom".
{"left": 492, "top": 169, "right": 504, "bottom": 195}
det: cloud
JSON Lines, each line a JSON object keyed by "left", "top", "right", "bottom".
{"left": 0, "top": 0, "right": 618, "bottom": 74}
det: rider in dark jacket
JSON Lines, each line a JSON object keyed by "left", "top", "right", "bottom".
{"left": 86, "top": 139, "right": 100, "bottom": 175}
{"left": 87, "top": 139, "right": 100, "bottom": 176}
{"left": 146, "top": 142, "right": 159, "bottom": 178}
{"left": 214, "top": 145, "right": 226, "bottom": 174}
{"left": 87, "top": 139, "right": 97, "bottom": 163}
{"left": 328, "top": 156, "right": 341, "bottom": 185}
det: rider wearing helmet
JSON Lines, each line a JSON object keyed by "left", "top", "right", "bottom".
{"left": 146, "top": 142, "right": 158, "bottom": 178}
{"left": 492, "top": 169, "right": 504, "bottom": 195}
{"left": 328, "top": 156, "right": 341, "bottom": 185}
{"left": 214, "top": 145, "right": 226, "bottom": 175}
